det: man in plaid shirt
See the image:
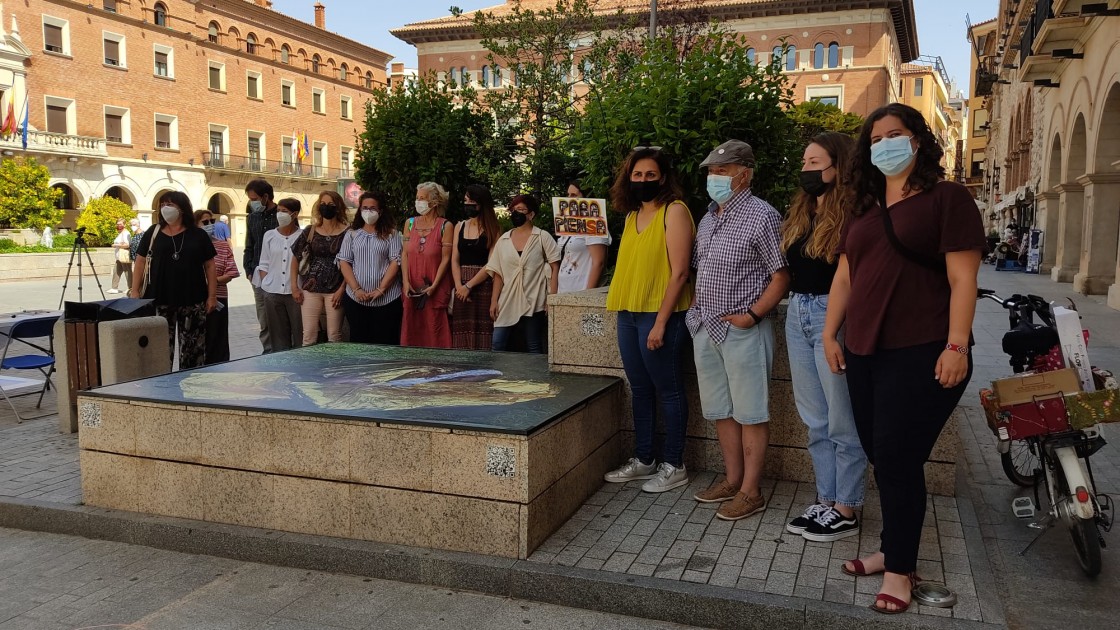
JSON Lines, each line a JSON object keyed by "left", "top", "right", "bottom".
{"left": 688, "top": 140, "right": 790, "bottom": 522}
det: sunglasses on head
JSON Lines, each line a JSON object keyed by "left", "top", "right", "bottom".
{"left": 633, "top": 145, "right": 663, "bottom": 152}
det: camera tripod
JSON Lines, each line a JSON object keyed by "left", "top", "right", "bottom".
{"left": 58, "top": 228, "right": 107, "bottom": 309}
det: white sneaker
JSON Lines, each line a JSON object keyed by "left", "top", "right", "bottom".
{"left": 603, "top": 457, "right": 657, "bottom": 483}
{"left": 107, "top": 289, "right": 121, "bottom": 294}
{"left": 641, "top": 462, "right": 689, "bottom": 493}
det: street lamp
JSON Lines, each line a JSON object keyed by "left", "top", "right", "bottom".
{"left": 650, "top": 0, "right": 657, "bottom": 39}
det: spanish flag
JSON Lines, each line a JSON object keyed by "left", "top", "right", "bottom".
{"left": 1, "top": 100, "right": 14, "bottom": 135}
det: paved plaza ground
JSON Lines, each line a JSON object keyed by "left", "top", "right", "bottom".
{"left": 1, "top": 259, "right": 1119, "bottom": 628}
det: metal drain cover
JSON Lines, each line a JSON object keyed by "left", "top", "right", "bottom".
{"left": 912, "top": 582, "right": 958, "bottom": 608}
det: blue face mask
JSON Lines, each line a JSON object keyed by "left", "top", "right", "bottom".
{"left": 249, "top": 200, "right": 264, "bottom": 213}
{"left": 870, "top": 135, "right": 915, "bottom": 176}
{"left": 706, "top": 174, "right": 734, "bottom": 205}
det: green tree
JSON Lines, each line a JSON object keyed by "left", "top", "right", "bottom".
{"left": 573, "top": 35, "right": 802, "bottom": 215}
{"left": 0, "top": 157, "right": 64, "bottom": 231}
{"left": 788, "top": 100, "right": 865, "bottom": 144}
{"left": 353, "top": 76, "right": 503, "bottom": 222}
{"left": 464, "top": 0, "right": 611, "bottom": 201}
{"left": 77, "top": 196, "right": 135, "bottom": 247}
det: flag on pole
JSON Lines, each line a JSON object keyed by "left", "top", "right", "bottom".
{"left": 302, "top": 133, "right": 310, "bottom": 162}
{"left": 20, "top": 93, "right": 29, "bottom": 150}
{"left": 1, "top": 100, "right": 13, "bottom": 135}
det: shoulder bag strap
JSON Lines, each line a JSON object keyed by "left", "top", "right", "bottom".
{"left": 878, "top": 194, "right": 946, "bottom": 273}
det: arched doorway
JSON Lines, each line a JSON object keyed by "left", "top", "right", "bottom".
{"left": 206, "top": 192, "right": 234, "bottom": 215}
{"left": 51, "top": 183, "right": 81, "bottom": 229}
{"left": 1090, "top": 83, "right": 1120, "bottom": 301}
{"left": 150, "top": 189, "right": 179, "bottom": 213}
{"left": 1056, "top": 114, "right": 1088, "bottom": 283}
{"left": 105, "top": 185, "right": 136, "bottom": 208}
{"left": 1040, "top": 134, "right": 1062, "bottom": 271}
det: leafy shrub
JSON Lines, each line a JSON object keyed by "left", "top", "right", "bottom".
{"left": 76, "top": 196, "right": 135, "bottom": 246}
{"left": 0, "top": 158, "right": 64, "bottom": 230}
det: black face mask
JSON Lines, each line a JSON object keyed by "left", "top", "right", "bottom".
{"left": 510, "top": 211, "right": 529, "bottom": 228}
{"left": 463, "top": 203, "right": 479, "bottom": 218}
{"left": 629, "top": 180, "right": 661, "bottom": 203}
{"left": 798, "top": 169, "right": 832, "bottom": 197}
{"left": 319, "top": 204, "right": 338, "bottom": 220}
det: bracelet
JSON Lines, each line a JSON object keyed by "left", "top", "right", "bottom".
{"left": 945, "top": 342, "right": 969, "bottom": 355}
{"left": 746, "top": 308, "right": 762, "bottom": 324}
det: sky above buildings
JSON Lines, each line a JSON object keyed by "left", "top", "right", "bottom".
{"left": 272, "top": 0, "right": 992, "bottom": 96}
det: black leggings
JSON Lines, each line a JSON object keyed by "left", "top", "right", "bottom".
{"left": 844, "top": 341, "right": 972, "bottom": 574}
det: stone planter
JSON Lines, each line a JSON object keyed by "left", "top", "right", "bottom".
{"left": 0, "top": 250, "right": 117, "bottom": 282}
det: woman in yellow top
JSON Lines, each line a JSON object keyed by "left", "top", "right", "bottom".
{"left": 604, "top": 147, "right": 696, "bottom": 493}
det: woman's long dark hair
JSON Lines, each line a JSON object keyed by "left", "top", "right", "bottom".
{"left": 846, "top": 103, "right": 945, "bottom": 216}
{"left": 465, "top": 184, "right": 501, "bottom": 249}
{"left": 351, "top": 191, "right": 395, "bottom": 238}
{"left": 609, "top": 148, "right": 684, "bottom": 214}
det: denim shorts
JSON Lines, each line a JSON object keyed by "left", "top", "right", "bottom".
{"left": 692, "top": 318, "right": 774, "bottom": 425}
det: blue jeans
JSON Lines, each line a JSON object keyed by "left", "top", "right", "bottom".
{"left": 492, "top": 312, "right": 546, "bottom": 353}
{"left": 617, "top": 310, "right": 689, "bottom": 467}
{"left": 786, "top": 293, "right": 866, "bottom": 507}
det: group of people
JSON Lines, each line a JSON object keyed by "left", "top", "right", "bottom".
{"left": 601, "top": 103, "right": 984, "bottom": 615}
{"left": 237, "top": 179, "right": 609, "bottom": 356}
{"left": 120, "top": 101, "right": 983, "bottom": 615}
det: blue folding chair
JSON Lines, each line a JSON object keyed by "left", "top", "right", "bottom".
{"left": 0, "top": 315, "right": 60, "bottom": 423}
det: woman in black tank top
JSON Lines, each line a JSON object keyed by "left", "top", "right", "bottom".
{"left": 451, "top": 185, "right": 501, "bottom": 349}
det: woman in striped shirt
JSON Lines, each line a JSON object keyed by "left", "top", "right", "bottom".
{"left": 338, "top": 191, "right": 403, "bottom": 345}
{"left": 195, "top": 209, "right": 240, "bottom": 364}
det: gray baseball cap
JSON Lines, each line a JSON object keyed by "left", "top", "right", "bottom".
{"left": 700, "top": 140, "right": 756, "bottom": 168}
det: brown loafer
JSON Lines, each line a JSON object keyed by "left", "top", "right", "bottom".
{"left": 693, "top": 479, "right": 738, "bottom": 503}
{"left": 716, "top": 492, "right": 766, "bottom": 521}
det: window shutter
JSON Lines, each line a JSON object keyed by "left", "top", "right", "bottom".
{"left": 209, "top": 66, "right": 221, "bottom": 89}
{"left": 47, "top": 105, "right": 68, "bottom": 133}
{"left": 104, "top": 39, "right": 120, "bottom": 65}
{"left": 841, "top": 46, "right": 854, "bottom": 67}
{"left": 155, "top": 51, "right": 168, "bottom": 66}
{"left": 156, "top": 121, "right": 171, "bottom": 146}
{"left": 105, "top": 114, "right": 122, "bottom": 142}
{"left": 44, "top": 25, "right": 63, "bottom": 51}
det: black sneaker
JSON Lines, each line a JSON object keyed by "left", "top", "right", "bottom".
{"left": 785, "top": 503, "right": 830, "bottom": 535}
{"left": 802, "top": 507, "right": 859, "bottom": 542}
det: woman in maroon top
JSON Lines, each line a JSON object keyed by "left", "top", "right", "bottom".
{"left": 823, "top": 103, "right": 985, "bottom": 614}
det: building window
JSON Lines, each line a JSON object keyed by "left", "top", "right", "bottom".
{"left": 282, "top": 138, "right": 294, "bottom": 169}
{"left": 481, "top": 65, "right": 490, "bottom": 87}
{"left": 45, "top": 97, "right": 74, "bottom": 135}
{"left": 43, "top": 17, "right": 68, "bottom": 55}
{"left": 827, "top": 42, "right": 840, "bottom": 68}
{"left": 972, "top": 109, "right": 989, "bottom": 136}
{"left": 281, "top": 80, "right": 295, "bottom": 107}
{"left": 312, "top": 54, "right": 321, "bottom": 73}
{"left": 153, "top": 45, "right": 173, "bottom": 78}
{"left": 340, "top": 148, "right": 351, "bottom": 177}
{"left": 492, "top": 66, "right": 502, "bottom": 88}
{"left": 364, "top": 72, "right": 373, "bottom": 89}
{"left": 312, "top": 143, "right": 325, "bottom": 176}
{"left": 448, "top": 67, "right": 458, "bottom": 85}
{"left": 813, "top": 43, "right": 824, "bottom": 70}
{"left": 246, "top": 34, "right": 257, "bottom": 55}
{"left": 312, "top": 88, "right": 325, "bottom": 114}
{"left": 103, "top": 106, "right": 129, "bottom": 144}
{"left": 103, "top": 33, "right": 124, "bottom": 67}
{"left": 460, "top": 66, "right": 470, "bottom": 86}
{"left": 786, "top": 45, "right": 797, "bottom": 71}
{"left": 280, "top": 45, "right": 291, "bottom": 64}
{"left": 154, "top": 114, "right": 177, "bottom": 149}
{"left": 914, "top": 77, "right": 924, "bottom": 97}
{"left": 746, "top": 48, "right": 756, "bottom": 64}
{"left": 248, "top": 134, "right": 263, "bottom": 170}
{"left": 811, "top": 95, "right": 840, "bottom": 107}
{"left": 340, "top": 96, "right": 351, "bottom": 120}
{"left": 153, "top": 2, "right": 167, "bottom": 27}
{"left": 340, "top": 63, "right": 349, "bottom": 81}
{"left": 208, "top": 62, "right": 225, "bottom": 91}
{"left": 104, "top": 1, "right": 117, "bottom": 13}
{"left": 208, "top": 22, "right": 219, "bottom": 44}
{"left": 806, "top": 85, "right": 843, "bottom": 109}
{"left": 247, "top": 72, "right": 261, "bottom": 99}
{"left": 209, "top": 130, "right": 225, "bottom": 161}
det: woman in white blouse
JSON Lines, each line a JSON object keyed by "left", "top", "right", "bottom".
{"left": 256, "top": 198, "right": 304, "bottom": 352}
{"left": 486, "top": 194, "right": 561, "bottom": 353}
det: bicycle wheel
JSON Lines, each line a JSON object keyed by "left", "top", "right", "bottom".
{"left": 1001, "top": 440, "right": 1038, "bottom": 487}
{"left": 1069, "top": 517, "right": 1102, "bottom": 578}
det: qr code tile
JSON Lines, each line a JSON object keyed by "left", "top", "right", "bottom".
{"left": 79, "top": 401, "right": 102, "bottom": 428}
{"left": 485, "top": 445, "right": 516, "bottom": 478}
{"left": 580, "top": 313, "right": 605, "bottom": 338}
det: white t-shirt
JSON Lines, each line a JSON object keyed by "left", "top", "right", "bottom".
{"left": 557, "top": 232, "right": 611, "bottom": 293}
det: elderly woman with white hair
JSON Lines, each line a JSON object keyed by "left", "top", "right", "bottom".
{"left": 401, "top": 181, "right": 454, "bottom": 348}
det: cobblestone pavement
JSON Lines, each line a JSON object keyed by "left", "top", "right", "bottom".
{"left": 0, "top": 527, "right": 699, "bottom": 630}
{"left": 4, "top": 261, "right": 1120, "bottom": 628}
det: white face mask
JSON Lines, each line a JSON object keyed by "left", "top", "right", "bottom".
{"left": 415, "top": 200, "right": 430, "bottom": 215}
{"left": 159, "top": 205, "right": 180, "bottom": 224}
{"left": 276, "top": 211, "right": 293, "bottom": 228}
{"left": 361, "top": 209, "right": 380, "bottom": 225}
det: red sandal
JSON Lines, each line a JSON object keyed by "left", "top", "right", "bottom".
{"left": 841, "top": 558, "right": 880, "bottom": 577}
{"left": 868, "top": 572, "right": 920, "bottom": 615}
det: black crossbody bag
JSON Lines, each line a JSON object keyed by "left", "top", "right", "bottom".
{"left": 878, "top": 194, "right": 946, "bottom": 273}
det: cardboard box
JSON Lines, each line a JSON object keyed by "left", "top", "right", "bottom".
{"left": 1054, "top": 306, "right": 1094, "bottom": 392}
{"left": 995, "top": 396, "right": 1071, "bottom": 440}
{"left": 992, "top": 368, "right": 1082, "bottom": 406}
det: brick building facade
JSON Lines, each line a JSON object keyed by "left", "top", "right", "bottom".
{"left": 0, "top": 0, "right": 390, "bottom": 246}
{"left": 391, "top": 0, "right": 920, "bottom": 118}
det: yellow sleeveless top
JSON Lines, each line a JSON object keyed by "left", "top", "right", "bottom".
{"left": 606, "top": 202, "right": 695, "bottom": 313}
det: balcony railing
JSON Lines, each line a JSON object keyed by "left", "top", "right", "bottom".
{"left": 1021, "top": 1, "right": 1055, "bottom": 65}
{"left": 202, "top": 152, "right": 348, "bottom": 180}
{"left": 0, "top": 130, "right": 108, "bottom": 157}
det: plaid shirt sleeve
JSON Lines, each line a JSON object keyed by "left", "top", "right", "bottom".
{"left": 754, "top": 208, "right": 788, "bottom": 276}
